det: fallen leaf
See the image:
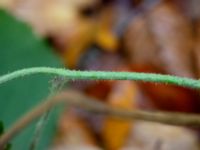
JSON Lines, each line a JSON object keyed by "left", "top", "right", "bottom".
{"left": 123, "top": 15, "right": 160, "bottom": 68}
{"left": 131, "top": 65, "right": 200, "bottom": 112}
{"left": 194, "top": 21, "right": 200, "bottom": 77}
{"left": 53, "top": 109, "right": 99, "bottom": 150}
{"left": 102, "top": 80, "right": 137, "bottom": 150}
{"left": 148, "top": 1, "right": 195, "bottom": 77}
{"left": 123, "top": 121, "right": 199, "bottom": 150}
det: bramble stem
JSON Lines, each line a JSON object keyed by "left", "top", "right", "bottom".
{"left": 0, "top": 67, "right": 200, "bottom": 89}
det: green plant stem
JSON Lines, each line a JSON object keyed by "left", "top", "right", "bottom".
{"left": 0, "top": 67, "right": 200, "bottom": 89}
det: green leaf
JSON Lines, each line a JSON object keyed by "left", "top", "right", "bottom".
{"left": 0, "top": 9, "right": 62, "bottom": 150}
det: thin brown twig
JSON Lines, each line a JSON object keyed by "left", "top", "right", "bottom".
{"left": 30, "top": 77, "right": 67, "bottom": 150}
{"left": 1, "top": 90, "right": 200, "bottom": 148}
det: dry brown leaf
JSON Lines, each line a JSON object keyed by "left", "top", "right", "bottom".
{"left": 53, "top": 109, "right": 99, "bottom": 150}
{"left": 147, "top": 1, "right": 195, "bottom": 77}
{"left": 0, "top": 0, "right": 99, "bottom": 35}
{"left": 62, "top": 3, "right": 118, "bottom": 68}
{"left": 194, "top": 21, "right": 200, "bottom": 77}
{"left": 61, "top": 20, "right": 96, "bottom": 68}
{"left": 170, "top": 0, "right": 200, "bottom": 20}
{"left": 124, "top": 15, "right": 160, "bottom": 68}
{"left": 131, "top": 65, "right": 200, "bottom": 112}
{"left": 95, "top": 5, "right": 118, "bottom": 52}
{"left": 122, "top": 121, "right": 199, "bottom": 150}
{"left": 101, "top": 81, "right": 137, "bottom": 150}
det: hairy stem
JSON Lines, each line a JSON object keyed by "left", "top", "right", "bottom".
{"left": 0, "top": 67, "right": 200, "bottom": 149}
{"left": 0, "top": 67, "right": 200, "bottom": 89}
{"left": 1, "top": 90, "right": 200, "bottom": 148}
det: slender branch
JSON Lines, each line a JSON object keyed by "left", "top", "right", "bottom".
{"left": 1, "top": 90, "right": 200, "bottom": 148}
{"left": 0, "top": 67, "right": 200, "bottom": 89}
{"left": 30, "top": 77, "right": 68, "bottom": 150}
{"left": 30, "top": 112, "right": 49, "bottom": 150}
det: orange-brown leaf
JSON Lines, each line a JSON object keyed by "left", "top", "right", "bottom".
{"left": 102, "top": 81, "right": 137, "bottom": 150}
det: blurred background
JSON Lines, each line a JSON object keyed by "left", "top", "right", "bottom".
{"left": 1, "top": 0, "right": 200, "bottom": 149}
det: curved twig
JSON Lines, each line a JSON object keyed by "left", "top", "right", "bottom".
{"left": 1, "top": 90, "right": 200, "bottom": 148}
